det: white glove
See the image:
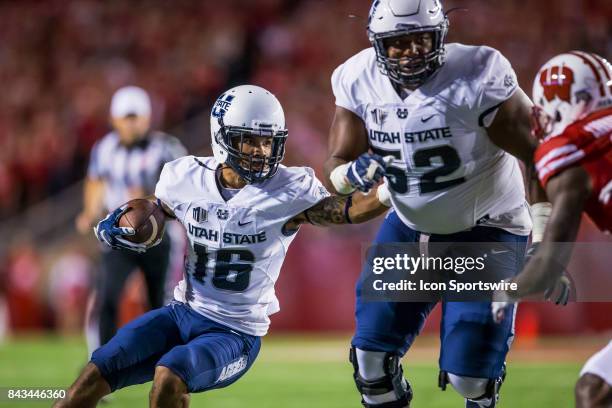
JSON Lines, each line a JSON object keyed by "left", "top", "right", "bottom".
{"left": 491, "top": 286, "right": 518, "bottom": 323}
{"left": 377, "top": 181, "right": 392, "bottom": 207}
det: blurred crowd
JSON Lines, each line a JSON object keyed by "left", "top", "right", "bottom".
{"left": 0, "top": 0, "right": 610, "bottom": 219}
{"left": 0, "top": 0, "right": 610, "bottom": 335}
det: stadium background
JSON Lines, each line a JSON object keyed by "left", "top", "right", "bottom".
{"left": 0, "top": 0, "right": 610, "bottom": 407}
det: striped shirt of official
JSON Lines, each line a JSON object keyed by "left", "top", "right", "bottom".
{"left": 87, "top": 130, "right": 187, "bottom": 211}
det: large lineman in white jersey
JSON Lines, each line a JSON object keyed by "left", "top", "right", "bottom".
{"left": 332, "top": 44, "right": 532, "bottom": 235}
{"left": 156, "top": 156, "right": 328, "bottom": 336}
{"left": 324, "top": 1, "right": 546, "bottom": 408}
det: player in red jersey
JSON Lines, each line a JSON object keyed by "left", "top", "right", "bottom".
{"left": 495, "top": 51, "right": 612, "bottom": 407}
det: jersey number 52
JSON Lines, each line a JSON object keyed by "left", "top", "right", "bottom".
{"left": 374, "top": 145, "right": 466, "bottom": 194}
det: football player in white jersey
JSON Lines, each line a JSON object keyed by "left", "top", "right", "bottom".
{"left": 324, "top": 1, "right": 549, "bottom": 407}
{"left": 54, "top": 85, "right": 389, "bottom": 408}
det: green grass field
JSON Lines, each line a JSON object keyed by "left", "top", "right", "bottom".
{"left": 0, "top": 334, "right": 588, "bottom": 407}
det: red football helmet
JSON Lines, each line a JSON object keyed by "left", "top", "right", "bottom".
{"left": 532, "top": 51, "right": 612, "bottom": 140}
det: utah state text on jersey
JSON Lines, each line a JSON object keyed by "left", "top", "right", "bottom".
{"left": 188, "top": 223, "right": 267, "bottom": 244}
{"left": 369, "top": 127, "right": 452, "bottom": 144}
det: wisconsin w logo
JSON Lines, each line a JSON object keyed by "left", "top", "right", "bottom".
{"left": 539, "top": 65, "right": 575, "bottom": 103}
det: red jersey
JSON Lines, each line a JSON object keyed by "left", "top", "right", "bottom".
{"left": 534, "top": 107, "right": 612, "bottom": 233}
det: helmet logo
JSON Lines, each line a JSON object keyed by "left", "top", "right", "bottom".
{"left": 368, "top": 0, "right": 381, "bottom": 24}
{"left": 212, "top": 94, "right": 235, "bottom": 118}
{"left": 539, "top": 65, "right": 575, "bottom": 103}
{"left": 428, "top": 1, "right": 442, "bottom": 15}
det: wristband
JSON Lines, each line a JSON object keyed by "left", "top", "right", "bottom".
{"left": 376, "top": 182, "right": 392, "bottom": 207}
{"left": 330, "top": 163, "right": 356, "bottom": 195}
{"left": 531, "top": 202, "right": 552, "bottom": 242}
{"left": 344, "top": 195, "right": 353, "bottom": 224}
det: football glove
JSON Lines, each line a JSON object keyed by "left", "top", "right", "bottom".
{"left": 93, "top": 206, "right": 147, "bottom": 253}
{"left": 346, "top": 153, "right": 388, "bottom": 193}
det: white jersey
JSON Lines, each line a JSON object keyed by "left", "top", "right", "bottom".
{"left": 332, "top": 43, "right": 532, "bottom": 235}
{"left": 155, "top": 156, "right": 329, "bottom": 336}
{"left": 580, "top": 340, "right": 612, "bottom": 386}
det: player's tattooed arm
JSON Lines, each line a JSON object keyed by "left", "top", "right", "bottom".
{"left": 303, "top": 195, "right": 350, "bottom": 226}
{"left": 283, "top": 187, "right": 388, "bottom": 232}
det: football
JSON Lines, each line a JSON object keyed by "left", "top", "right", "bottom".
{"left": 117, "top": 198, "right": 166, "bottom": 246}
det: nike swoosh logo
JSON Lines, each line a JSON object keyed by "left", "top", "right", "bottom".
{"left": 490, "top": 249, "right": 509, "bottom": 255}
{"left": 421, "top": 115, "right": 435, "bottom": 122}
{"left": 238, "top": 220, "right": 253, "bottom": 227}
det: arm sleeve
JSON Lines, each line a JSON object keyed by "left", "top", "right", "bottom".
{"left": 331, "top": 63, "right": 365, "bottom": 118}
{"left": 474, "top": 49, "right": 519, "bottom": 127}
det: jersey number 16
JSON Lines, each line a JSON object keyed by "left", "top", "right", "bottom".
{"left": 191, "top": 243, "right": 254, "bottom": 292}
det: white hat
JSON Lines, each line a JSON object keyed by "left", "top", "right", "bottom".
{"left": 110, "top": 86, "right": 152, "bottom": 118}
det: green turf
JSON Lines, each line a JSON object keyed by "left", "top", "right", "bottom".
{"left": 0, "top": 335, "right": 579, "bottom": 407}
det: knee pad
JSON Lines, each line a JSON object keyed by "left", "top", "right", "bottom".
{"left": 446, "top": 374, "right": 489, "bottom": 399}
{"left": 349, "top": 347, "right": 412, "bottom": 408}
{"left": 440, "top": 366, "right": 506, "bottom": 408}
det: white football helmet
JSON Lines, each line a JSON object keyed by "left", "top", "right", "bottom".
{"left": 210, "top": 85, "right": 288, "bottom": 183}
{"left": 368, "top": 0, "right": 448, "bottom": 88}
{"left": 532, "top": 51, "right": 612, "bottom": 139}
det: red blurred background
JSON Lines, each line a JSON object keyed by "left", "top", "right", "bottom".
{"left": 0, "top": 0, "right": 610, "bottom": 340}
